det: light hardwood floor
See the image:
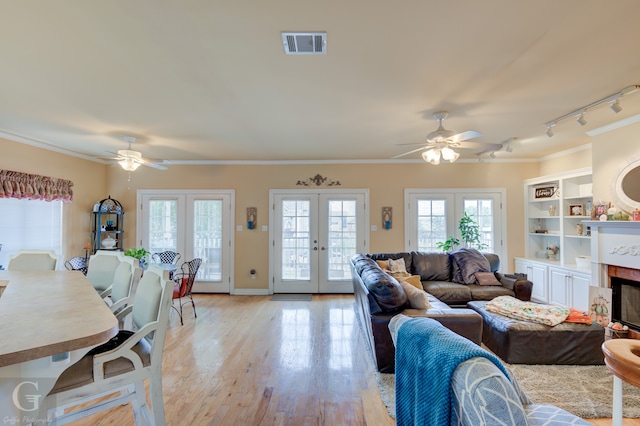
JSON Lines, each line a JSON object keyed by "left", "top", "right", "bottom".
{"left": 69, "top": 294, "right": 634, "bottom": 425}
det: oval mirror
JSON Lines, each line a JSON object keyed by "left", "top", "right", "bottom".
{"left": 611, "top": 154, "right": 640, "bottom": 213}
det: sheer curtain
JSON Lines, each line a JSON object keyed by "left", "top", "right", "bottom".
{"left": 0, "top": 198, "right": 63, "bottom": 269}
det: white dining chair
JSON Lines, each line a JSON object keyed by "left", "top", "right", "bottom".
{"left": 99, "top": 256, "right": 142, "bottom": 319}
{"left": 7, "top": 249, "right": 60, "bottom": 271}
{"left": 86, "top": 250, "right": 125, "bottom": 292}
{"left": 37, "top": 265, "right": 173, "bottom": 425}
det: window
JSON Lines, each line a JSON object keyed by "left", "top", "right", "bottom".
{"left": 0, "top": 198, "right": 63, "bottom": 268}
{"left": 405, "top": 189, "right": 505, "bottom": 263}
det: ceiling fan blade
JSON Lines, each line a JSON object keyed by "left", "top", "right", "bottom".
{"left": 450, "top": 130, "right": 481, "bottom": 143}
{"left": 142, "top": 161, "right": 168, "bottom": 170}
{"left": 454, "top": 141, "right": 503, "bottom": 151}
{"left": 396, "top": 142, "right": 430, "bottom": 147}
{"left": 392, "top": 146, "right": 426, "bottom": 159}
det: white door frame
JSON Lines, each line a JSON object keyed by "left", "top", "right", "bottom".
{"left": 269, "top": 188, "right": 369, "bottom": 294}
{"left": 136, "top": 189, "right": 235, "bottom": 293}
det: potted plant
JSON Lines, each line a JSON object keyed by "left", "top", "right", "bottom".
{"left": 124, "top": 247, "right": 151, "bottom": 269}
{"left": 436, "top": 212, "right": 487, "bottom": 252}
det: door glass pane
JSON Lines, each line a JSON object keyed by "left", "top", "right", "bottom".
{"left": 149, "top": 200, "right": 177, "bottom": 253}
{"left": 327, "top": 200, "right": 357, "bottom": 280}
{"left": 194, "top": 200, "right": 222, "bottom": 281}
{"left": 463, "top": 199, "right": 494, "bottom": 252}
{"left": 282, "top": 200, "right": 310, "bottom": 280}
{"left": 417, "top": 199, "right": 447, "bottom": 251}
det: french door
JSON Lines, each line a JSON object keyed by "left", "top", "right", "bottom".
{"left": 405, "top": 189, "right": 506, "bottom": 262}
{"left": 270, "top": 189, "right": 368, "bottom": 294}
{"left": 138, "top": 190, "right": 234, "bottom": 293}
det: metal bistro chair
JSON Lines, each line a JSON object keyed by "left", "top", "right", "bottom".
{"left": 172, "top": 258, "right": 202, "bottom": 325}
{"left": 64, "top": 256, "right": 88, "bottom": 275}
{"left": 152, "top": 251, "right": 181, "bottom": 265}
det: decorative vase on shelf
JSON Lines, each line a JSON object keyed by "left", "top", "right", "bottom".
{"left": 548, "top": 205, "right": 556, "bottom": 216}
{"left": 101, "top": 237, "right": 116, "bottom": 249}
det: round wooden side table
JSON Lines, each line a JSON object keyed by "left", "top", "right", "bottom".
{"left": 601, "top": 338, "right": 640, "bottom": 426}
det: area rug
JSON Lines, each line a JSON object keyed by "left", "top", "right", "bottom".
{"left": 376, "top": 364, "right": 640, "bottom": 419}
{"left": 270, "top": 294, "right": 312, "bottom": 301}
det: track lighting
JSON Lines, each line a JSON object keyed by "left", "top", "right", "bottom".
{"left": 609, "top": 100, "right": 622, "bottom": 113}
{"left": 544, "top": 85, "right": 639, "bottom": 136}
{"left": 545, "top": 126, "right": 554, "bottom": 138}
{"left": 489, "top": 152, "right": 496, "bottom": 159}
{"left": 505, "top": 144, "right": 513, "bottom": 153}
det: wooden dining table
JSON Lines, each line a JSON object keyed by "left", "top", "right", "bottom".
{"left": 0, "top": 270, "right": 118, "bottom": 422}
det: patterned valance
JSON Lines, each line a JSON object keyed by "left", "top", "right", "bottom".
{"left": 0, "top": 169, "right": 74, "bottom": 202}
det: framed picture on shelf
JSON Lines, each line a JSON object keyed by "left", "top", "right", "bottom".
{"left": 569, "top": 204, "right": 584, "bottom": 216}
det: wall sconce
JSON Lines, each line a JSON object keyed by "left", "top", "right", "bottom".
{"left": 382, "top": 207, "right": 392, "bottom": 230}
{"left": 247, "top": 207, "right": 257, "bottom": 230}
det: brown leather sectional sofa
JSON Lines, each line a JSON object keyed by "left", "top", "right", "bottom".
{"left": 351, "top": 251, "right": 533, "bottom": 373}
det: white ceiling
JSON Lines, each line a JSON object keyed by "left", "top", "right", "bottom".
{"left": 1, "top": 1, "right": 640, "bottom": 164}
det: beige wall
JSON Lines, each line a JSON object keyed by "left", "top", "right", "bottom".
{"left": 0, "top": 138, "right": 108, "bottom": 261}
{"left": 590, "top": 121, "right": 640, "bottom": 212}
{"left": 538, "top": 144, "right": 592, "bottom": 177}
{"left": 2, "top": 136, "right": 543, "bottom": 291}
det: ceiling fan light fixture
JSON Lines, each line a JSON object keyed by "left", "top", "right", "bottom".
{"left": 422, "top": 148, "right": 441, "bottom": 165}
{"left": 119, "top": 158, "right": 141, "bottom": 171}
{"left": 441, "top": 146, "right": 459, "bottom": 162}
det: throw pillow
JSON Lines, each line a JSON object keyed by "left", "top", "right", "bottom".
{"left": 451, "top": 248, "right": 490, "bottom": 284}
{"left": 400, "top": 280, "right": 431, "bottom": 310}
{"left": 389, "top": 258, "right": 407, "bottom": 273}
{"left": 376, "top": 260, "right": 390, "bottom": 270}
{"left": 474, "top": 271, "right": 501, "bottom": 286}
{"left": 403, "top": 275, "right": 423, "bottom": 290}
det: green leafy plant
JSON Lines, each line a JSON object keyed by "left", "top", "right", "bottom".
{"left": 436, "top": 212, "right": 487, "bottom": 252}
{"left": 124, "top": 247, "right": 150, "bottom": 260}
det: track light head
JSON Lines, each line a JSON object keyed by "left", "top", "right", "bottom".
{"left": 489, "top": 152, "right": 496, "bottom": 159}
{"left": 609, "top": 99, "right": 622, "bottom": 113}
{"left": 576, "top": 114, "right": 587, "bottom": 126}
{"left": 545, "top": 126, "right": 554, "bottom": 137}
{"left": 505, "top": 144, "right": 513, "bottom": 153}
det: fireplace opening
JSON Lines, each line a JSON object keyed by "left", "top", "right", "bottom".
{"left": 611, "top": 276, "right": 640, "bottom": 332}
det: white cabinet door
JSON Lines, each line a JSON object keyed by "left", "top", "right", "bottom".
{"left": 515, "top": 259, "right": 548, "bottom": 303}
{"left": 570, "top": 272, "right": 592, "bottom": 312}
{"left": 549, "top": 267, "right": 570, "bottom": 307}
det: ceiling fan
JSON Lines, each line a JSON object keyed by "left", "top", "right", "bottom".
{"left": 109, "top": 136, "right": 169, "bottom": 171}
{"left": 393, "top": 111, "right": 502, "bottom": 164}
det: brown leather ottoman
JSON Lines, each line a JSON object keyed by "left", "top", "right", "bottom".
{"left": 468, "top": 301, "right": 605, "bottom": 365}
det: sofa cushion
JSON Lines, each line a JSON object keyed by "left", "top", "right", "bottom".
{"left": 466, "top": 284, "right": 514, "bottom": 301}
{"left": 402, "top": 275, "right": 423, "bottom": 290}
{"left": 376, "top": 259, "right": 389, "bottom": 270}
{"left": 389, "top": 258, "right": 407, "bottom": 273}
{"left": 355, "top": 255, "right": 408, "bottom": 313}
{"left": 367, "top": 252, "right": 413, "bottom": 274}
{"left": 451, "top": 248, "right": 491, "bottom": 284}
{"left": 411, "top": 252, "right": 451, "bottom": 281}
{"left": 422, "top": 281, "right": 472, "bottom": 305}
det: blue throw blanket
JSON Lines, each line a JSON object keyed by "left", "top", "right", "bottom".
{"left": 395, "top": 317, "right": 512, "bottom": 426}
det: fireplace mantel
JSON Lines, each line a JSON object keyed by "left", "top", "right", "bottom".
{"left": 587, "top": 220, "right": 640, "bottom": 287}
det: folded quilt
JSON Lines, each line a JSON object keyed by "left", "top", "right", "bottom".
{"left": 486, "top": 295, "right": 570, "bottom": 326}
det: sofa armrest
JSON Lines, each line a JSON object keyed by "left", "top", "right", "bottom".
{"left": 497, "top": 273, "right": 533, "bottom": 302}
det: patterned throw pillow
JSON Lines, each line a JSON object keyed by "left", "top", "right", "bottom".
{"left": 389, "top": 258, "right": 407, "bottom": 273}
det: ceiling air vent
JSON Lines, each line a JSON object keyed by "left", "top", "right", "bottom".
{"left": 281, "top": 32, "right": 326, "bottom": 55}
